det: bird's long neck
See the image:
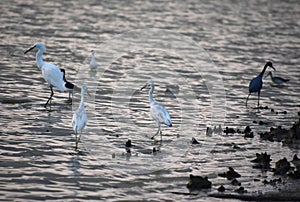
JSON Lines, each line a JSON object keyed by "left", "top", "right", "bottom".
{"left": 149, "top": 85, "right": 155, "bottom": 104}
{"left": 259, "top": 64, "right": 268, "bottom": 77}
{"left": 36, "top": 48, "right": 44, "bottom": 69}
{"left": 79, "top": 90, "right": 85, "bottom": 110}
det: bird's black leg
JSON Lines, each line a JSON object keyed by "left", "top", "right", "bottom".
{"left": 245, "top": 93, "right": 251, "bottom": 107}
{"left": 44, "top": 86, "right": 54, "bottom": 108}
{"left": 151, "top": 124, "right": 161, "bottom": 139}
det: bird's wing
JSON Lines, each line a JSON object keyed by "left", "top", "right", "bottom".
{"left": 150, "top": 102, "right": 172, "bottom": 126}
{"left": 72, "top": 109, "right": 87, "bottom": 133}
{"left": 249, "top": 76, "right": 263, "bottom": 92}
{"left": 42, "top": 62, "right": 65, "bottom": 92}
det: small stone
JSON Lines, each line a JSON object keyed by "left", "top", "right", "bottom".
{"left": 283, "top": 111, "right": 287, "bottom": 114}
{"left": 187, "top": 174, "right": 212, "bottom": 191}
{"left": 235, "top": 186, "right": 246, "bottom": 194}
{"left": 274, "top": 157, "right": 291, "bottom": 175}
{"left": 251, "top": 152, "right": 272, "bottom": 169}
{"left": 191, "top": 137, "right": 200, "bottom": 144}
{"left": 231, "top": 179, "right": 241, "bottom": 186}
{"left": 218, "top": 167, "right": 241, "bottom": 180}
{"left": 125, "top": 140, "right": 132, "bottom": 147}
{"left": 217, "top": 185, "right": 225, "bottom": 192}
{"left": 271, "top": 108, "right": 274, "bottom": 112}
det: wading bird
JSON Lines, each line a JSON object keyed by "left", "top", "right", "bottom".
{"left": 246, "top": 61, "right": 276, "bottom": 107}
{"left": 61, "top": 69, "right": 74, "bottom": 100}
{"left": 90, "top": 50, "right": 97, "bottom": 68}
{"left": 72, "top": 85, "right": 88, "bottom": 149}
{"left": 265, "top": 71, "right": 289, "bottom": 85}
{"left": 141, "top": 81, "right": 172, "bottom": 141}
{"left": 24, "top": 42, "right": 75, "bottom": 107}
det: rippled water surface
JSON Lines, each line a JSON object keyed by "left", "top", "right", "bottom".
{"left": 1, "top": 0, "right": 300, "bottom": 201}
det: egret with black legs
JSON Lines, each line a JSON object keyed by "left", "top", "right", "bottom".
{"left": 72, "top": 85, "right": 88, "bottom": 149}
{"left": 141, "top": 81, "right": 172, "bottom": 141}
{"left": 24, "top": 42, "right": 75, "bottom": 107}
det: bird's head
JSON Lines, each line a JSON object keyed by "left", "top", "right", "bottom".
{"left": 266, "top": 61, "right": 276, "bottom": 71}
{"left": 81, "top": 85, "right": 91, "bottom": 97}
{"left": 24, "top": 42, "right": 45, "bottom": 54}
{"left": 141, "top": 80, "right": 154, "bottom": 90}
{"left": 91, "top": 50, "right": 95, "bottom": 55}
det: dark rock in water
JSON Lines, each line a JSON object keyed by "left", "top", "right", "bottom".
{"left": 259, "top": 120, "right": 268, "bottom": 125}
{"left": 244, "top": 131, "right": 254, "bottom": 138}
{"left": 253, "top": 120, "right": 257, "bottom": 124}
{"left": 235, "top": 186, "right": 246, "bottom": 194}
{"left": 218, "top": 167, "right": 241, "bottom": 180}
{"left": 271, "top": 108, "right": 275, "bottom": 112}
{"left": 244, "top": 126, "right": 251, "bottom": 134}
{"left": 288, "top": 169, "right": 300, "bottom": 179}
{"left": 217, "top": 185, "right": 225, "bottom": 192}
{"left": 206, "top": 127, "right": 213, "bottom": 136}
{"left": 263, "top": 178, "right": 282, "bottom": 186}
{"left": 125, "top": 140, "right": 132, "bottom": 147}
{"left": 285, "top": 120, "right": 300, "bottom": 142}
{"left": 224, "top": 127, "right": 236, "bottom": 134}
{"left": 251, "top": 152, "right": 272, "bottom": 169}
{"left": 260, "top": 119, "right": 300, "bottom": 144}
{"left": 259, "top": 126, "right": 289, "bottom": 142}
{"left": 292, "top": 154, "right": 300, "bottom": 169}
{"left": 231, "top": 179, "right": 241, "bottom": 186}
{"left": 191, "top": 137, "right": 200, "bottom": 144}
{"left": 125, "top": 140, "right": 132, "bottom": 153}
{"left": 187, "top": 174, "right": 212, "bottom": 191}
{"left": 273, "top": 157, "right": 291, "bottom": 175}
{"left": 283, "top": 111, "right": 287, "bottom": 114}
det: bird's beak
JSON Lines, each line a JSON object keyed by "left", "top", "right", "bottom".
{"left": 271, "top": 66, "right": 276, "bottom": 71}
{"left": 24, "top": 45, "right": 36, "bottom": 55}
{"left": 141, "top": 84, "right": 147, "bottom": 91}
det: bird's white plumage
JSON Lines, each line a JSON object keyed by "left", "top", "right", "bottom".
{"left": 24, "top": 42, "right": 74, "bottom": 107}
{"left": 41, "top": 62, "right": 65, "bottom": 92}
{"left": 150, "top": 102, "right": 172, "bottom": 127}
{"left": 72, "top": 85, "right": 88, "bottom": 148}
{"left": 89, "top": 50, "right": 97, "bottom": 68}
{"left": 142, "top": 80, "right": 172, "bottom": 140}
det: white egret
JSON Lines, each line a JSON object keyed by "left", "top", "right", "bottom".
{"left": 265, "top": 71, "right": 289, "bottom": 85}
{"left": 24, "top": 42, "right": 75, "bottom": 107}
{"left": 72, "top": 85, "right": 88, "bottom": 149}
{"left": 246, "top": 61, "right": 276, "bottom": 107}
{"left": 141, "top": 81, "right": 172, "bottom": 141}
{"left": 89, "top": 50, "right": 97, "bottom": 68}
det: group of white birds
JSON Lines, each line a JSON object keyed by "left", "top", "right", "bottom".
{"left": 24, "top": 42, "right": 289, "bottom": 149}
{"left": 24, "top": 42, "right": 172, "bottom": 149}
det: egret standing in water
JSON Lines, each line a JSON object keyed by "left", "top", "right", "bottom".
{"left": 72, "top": 85, "right": 88, "bottom": 149}
{"left": 24, "top": 42, "right": 75, "bottom": 107}
{"left": 89, "top": 50, "right": 97, "bottom": 68}
{"left": 246, "top": 61, "right": 276, "bottom": 107}
{"left": 265, "top": 71, "right": 289, "bottom": 85}
{"left": 141, "top": 81, "right": 172, "bottom": 141}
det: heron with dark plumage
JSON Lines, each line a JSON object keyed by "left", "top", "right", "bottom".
{"left": 24, "top": 42, "right": 76, "bottom": 107}
{"left": 246, "top": 61, "right": 276, "bottom": 107}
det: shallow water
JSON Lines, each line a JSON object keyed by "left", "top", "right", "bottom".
{"left": 1, "top": 0, "right": 300, "bottom": 201}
